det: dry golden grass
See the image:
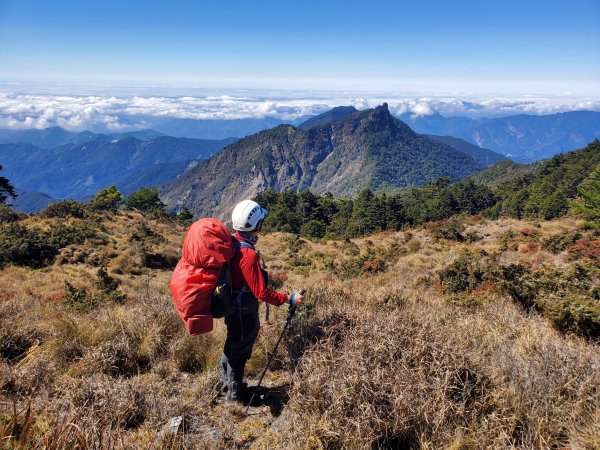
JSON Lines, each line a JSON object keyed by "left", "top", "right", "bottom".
{"left": 1, "top": 212, "right": 599, "bottom": 448}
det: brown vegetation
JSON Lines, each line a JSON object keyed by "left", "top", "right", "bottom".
{"left": 1, "top": 210, "right": 599, "bottom": 448}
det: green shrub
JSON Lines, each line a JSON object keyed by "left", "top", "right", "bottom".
{"left": 90, "top": 185, "right": 123, "bottom": 210}
{"left": 63, "top": 268, "right": 127, "bottom": 311}
{"left": 124, "top": 187, "right": 166, "bottom": 214}
{"left": 537, "top": 294, "right": 600, "bottom": 341}
{"left": 0, "top": 204, "right": 19, "bottom": 223}
{"left": 94, "top": 267, "right": 126, "bottom": 304}
{"left": 492, "top": 262, "right": 600, "bottom": 339}
{"left": 46, "top": 220, "right": 98, "bottom": 249}
{"left": 286, "top": 254, "right": 314, "bottom": 274}
{"left": 426, "top": 218, "right": 465, "bottom": 241}
{"left": 282, "top": 234, "right": 305, "bottom": 257}
{"left": 464, "top": 231, "right": 483, "bottom": 243}
{"left": 496, "top": 263, "right": 537, "bottom": 309}
{"left": 438, "top": 250, "right": 488, "bottom": 294}
{"left": 498, "top": 229, "right": 517, "bottom": 251}
{"left": 176, "top": 207, "right": 194, "bottom": 224}
{"left": 130, "top": 223, "right": 165, "bottom": 245}
{"left": 300, "top": 220, "right": 327, "bottom": 239}
{"left": 38, "top": 200, "right": 85, "bottom": 219}
{"left": 63, "top": 281, "right": 98, "bottom": 311}
{"left": 139, "top": 248, "right": 178, "bottom": 270}
{"left": 542, "top": 232, "right": 582, "bottom": 254}
{"left": 334, "top": 248, "right": 390, "bottom": 280}
{"left": 0, "top": 223, "right": 57, "bottom": 269}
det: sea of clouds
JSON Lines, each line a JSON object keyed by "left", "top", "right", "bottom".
{"left": 1, "top": 90, "right": 599, "bottom": 132}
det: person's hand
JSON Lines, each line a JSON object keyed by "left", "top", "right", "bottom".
{"left": 287, "top": 290, "right": 305, "bottom": 307}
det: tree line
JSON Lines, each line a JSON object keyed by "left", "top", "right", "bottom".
{"left": 254, "top": 178, "right": 498, "bottom": 239}
{"left": 254, "top": 141, "right": 600, "bottom": 238}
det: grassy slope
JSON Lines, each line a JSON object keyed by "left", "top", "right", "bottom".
{"left": 0, "top": 210, "right": 599, "bottom": 448}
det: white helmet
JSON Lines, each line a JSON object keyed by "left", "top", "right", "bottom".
{"left": 231, "top": 200, "right": 269, "bottom": 231}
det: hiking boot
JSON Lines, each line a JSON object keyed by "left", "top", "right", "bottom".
{"left": 226, "top": 381, "right": 249, "bottom": 403}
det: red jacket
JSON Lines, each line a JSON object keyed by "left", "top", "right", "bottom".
{"left": 230, "top": 233, "right": 287, "bottom": 306}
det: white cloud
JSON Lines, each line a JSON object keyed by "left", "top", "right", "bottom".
{"left": 351, "top": 98, "right": 370, "bottom": 110}
{"left": 0, "top": 91, "right": 598, "bottom": 132}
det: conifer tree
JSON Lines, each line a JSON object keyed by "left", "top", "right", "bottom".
{"left": 0, "top": 165, "right": 17, "bottom": 204}
{"left": 125, "top": 187, "right": 166, "bottom": 213}
{"left": 573, "top": 163, "right": 600, "bottom": 224}
{"left": 94, "top": 185, "right": 123, "bottom": 209}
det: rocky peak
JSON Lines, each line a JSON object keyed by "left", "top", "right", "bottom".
{"left": 358, "top": 103, "right": 412, "bottom": 136}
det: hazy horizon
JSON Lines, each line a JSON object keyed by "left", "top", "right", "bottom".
{"left": 1, "top": 82, "right": 599, "bottom": 132}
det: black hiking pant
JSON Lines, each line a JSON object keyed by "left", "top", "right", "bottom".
{"left": 221, "top": 294, "right": 260, "bottom": 384}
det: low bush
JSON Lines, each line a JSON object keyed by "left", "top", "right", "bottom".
{"left": 140, "top": 248, "right": 179, "bottom": 270}
{"left": 0, "top": 223, "right": 57, "bottom": 269}
{"left": 438, "top": 250, "right": 488, "bottom": 294}
{"left": 537, "top": 294, "right": 600, "bottom": 340}
{"left": 542, "top": 231, "right": 582, "bottom": 253}
{"left": 281, "top": 234, "right": 305, "bottom": 257}
{"left": 63, "top": 268, "right": 127, "bottom": 311}
{"left": 438, "top": 251, "right": 600, "bottom": 340}
{"left": 498, "top": 228, "right": 517, "bottom": 251}
{"left": 0, "top": 204, "right": 19, "bottom": 223}
{"left": 38, "top": 200, "right": 86, "bottom": 219}
{"left": 334, "top": 248, "right": 389, "bottom": 279}
{"left": 568, "top": 238, "right": 600, "bottom": 267}
{"left": 425, "top": 218, "right": 465, "bottom": 241}
{"left": 63, "top": 281, "right": 98, "bottom": 312}
{"left": 46, "top": 220, "right": 99, "bottom": 249}
{"left": 464, "top": 230, "right": 483, "bottom": 242}
{"left": 0, "top": 219, "right": 100, "bottom": 269}
{"left": 129, "top": 223, "right": 165, "bottom": 245}
{"left": 496, "top": 264, "right": 599, "bottom": 339}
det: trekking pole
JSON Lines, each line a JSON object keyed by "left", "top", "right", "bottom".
{"left": 246, "top": 289, "right": 305, "bottom": 414}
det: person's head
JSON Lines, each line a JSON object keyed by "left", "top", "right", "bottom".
{"left": 231, "top": 200, "right": 268, "bottom": 234}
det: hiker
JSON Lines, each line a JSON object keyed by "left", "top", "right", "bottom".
{"left": 221, "top": 199, "right": 305, "bottom": 402}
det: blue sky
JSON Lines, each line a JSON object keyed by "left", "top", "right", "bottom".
{"left": 0, "top": 0, "right": 599, "bottom": 94}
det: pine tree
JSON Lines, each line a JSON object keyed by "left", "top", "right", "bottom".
{"left": 176, "top": 208, "right": 194, "bottom": 222}
{"left": 573, "top": 163, "right": 600, "bottom": 223}
{"left": 0, "top": 165, "right": 17, "bottom": 204}
{"left": 125, "top": 187, "right": 166, "bottom": 213}
{"left": 93, "top": 185, "right": 123, "bottom": 210}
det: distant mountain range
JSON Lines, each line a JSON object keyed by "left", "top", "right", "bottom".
{"left": 160, "top": 104, "right": 487, "bottom": 218}
{"left": 399, "top": 110, "right": 600, "bottom": 162}
{"left": 154, "top": 117, "right": 307, "bottom": 140}
{"left": 8, "top": 190, "right": 55, "bottom": 214}
{"left": 2, "top": 105, "right": 598, "bottom": 214}
{"left": 0, "top": 135, "right": 237, "bottom": 199}
{"left": 3, "top": 109, "right": 597, "bottom": 162}
{"left": 0, "top": 126, "right": 166, "bottom": 149}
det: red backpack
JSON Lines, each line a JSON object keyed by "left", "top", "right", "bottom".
{"left": 169, "top": 218, "right": 233, "bottom": 335}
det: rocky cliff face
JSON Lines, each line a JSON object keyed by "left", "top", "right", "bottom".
{"left": 161, "top": 104, "right": 484, "bottom": 219}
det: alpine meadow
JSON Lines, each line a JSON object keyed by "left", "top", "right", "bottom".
{"left": 1, "top": 1, "right": 600, "bottom": 449}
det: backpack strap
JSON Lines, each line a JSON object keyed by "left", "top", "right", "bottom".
{"left": 233, "top": 241, "right": 255, "bottom": 251}
{"left": 231, "top": 237, "right": 272, "bottom": 324}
